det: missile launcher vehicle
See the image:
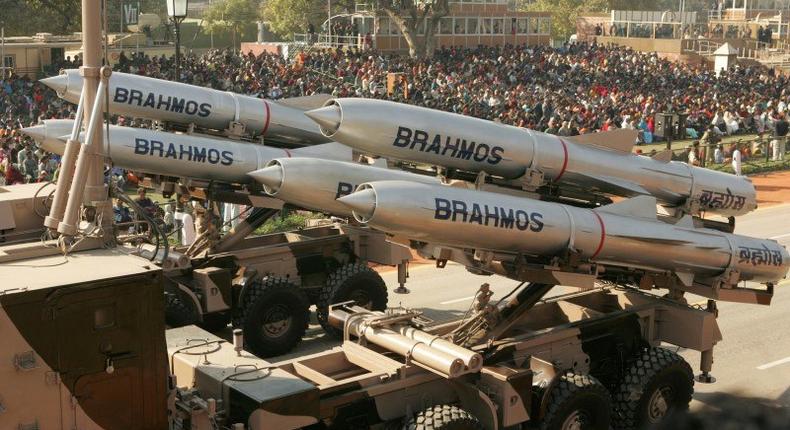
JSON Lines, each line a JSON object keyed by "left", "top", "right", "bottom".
{"left": 156, "top": 205, "right": 412, "bottom": 357}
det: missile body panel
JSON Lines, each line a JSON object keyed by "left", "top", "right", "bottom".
{"left": 23, "top": 120, "right": 351, "bottom": 184}
{"left": 339, "top": 181, "right": 788, "bottom": 284}
{"left": 42, "top": 70, "right": 328, "bottom": 144}
{"left": 250, "top": 158, "right": 441, "bottom": 216}
{"left": 309, "top": 98, "right": 757, "bottom": 217}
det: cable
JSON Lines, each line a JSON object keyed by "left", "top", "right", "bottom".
{"left": 112, "top": 185, "right": 169, "bottom": 262}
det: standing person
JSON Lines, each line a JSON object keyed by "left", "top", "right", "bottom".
{"left": 773, "top": 113, "right": 788, "bottom": 161}
{"left": 732, "top": 145, "right": 742, "bottom": 176}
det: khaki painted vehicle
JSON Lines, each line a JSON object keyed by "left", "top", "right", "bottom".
{"left": 0, "top": 182, "right": 55, "bottom": 245}
{"left": 0, "top": 236, "right": 775, "bottom": 430}
{"left": 166, "top": 283, "right": 716, "bottom": 430}
{"left": 158, "top": 207, "right": 412, "bottom": 358}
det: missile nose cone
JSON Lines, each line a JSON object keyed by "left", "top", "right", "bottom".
{"left": 20, "top": 124, "right": 47, "bottom": 142}
{"left": 39, "top": 75, "right": 68, "bottom": 94}
{"left": 337, "top": 188, "right": 376, "bottom": 222}
{"left": 249, "top": 163, "right": 284, "bottom": 194}
{"left": 21, "top": 124, "right": 66, "bottom": 155}
{"left": 305, "top": 104, "right": 341, "bottom": 137}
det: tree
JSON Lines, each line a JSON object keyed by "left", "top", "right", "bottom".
{"left": 377, "top": 0, "right": 450, "bottom": 58}
{"left": 260, "top": 0, "right": 448, "bottom": 58}
{"left": 0, "top": 0, "right": 80, "bottom": 35}
{"left": 261, "top": 0, "right": 318, "bottom": 40}
{"left": 203, "top": 0, "right": 259, "bottom": 48}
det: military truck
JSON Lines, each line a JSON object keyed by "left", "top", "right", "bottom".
{"left": 166, "top": 281, "right": 716, "bottom": 430}
{"left": 150, "top": 204, "right": 412, "bottom": 358}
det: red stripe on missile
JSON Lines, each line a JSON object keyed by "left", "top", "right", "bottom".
{"left": 591, "top": 211, "right": 606, "bottom": 260}
{"left": 555, "top": 139, "right": 569, "bottom": 182}
{"left": 262, "top": 100, "right": 271, "bottom": 135}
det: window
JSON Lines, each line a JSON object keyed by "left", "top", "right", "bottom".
{"left": 517, "top": 18, "right": 528, "bottom": 34}
{"left": 439, "top": 17, "right": 453, "bottom": 34}
{"left": 417, "top": 19, "right": 426, "bottom": 35}
{"left": 529, "top": 17, "right": 539, "bottom": 34}
{"left": 378, "top": 17, "right": 390, "bottom": 35}
{"left": 467, "top": 18, "right": 478, "bottom": 34}
{"left": 539, "top": 17, "right": 551, "bottom": 34}
{"left": 492, "top": 18, "right": 505, "bottom": 34}
{"left": 456, "top": 18, "right": 466, "bottom": 34}
{"left": 3, "top": 55, "right": 14, "bottom": 69}
{"left": 480, "top": 18, "right": 492, "bottom": 34}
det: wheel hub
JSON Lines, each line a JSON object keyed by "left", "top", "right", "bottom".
{"left": 647, "top": 386, "right": 673, "bottom": 423}
{"left": 262, "top": 304, "right": 292, "bottom": 338}
{"left": 561, "top": 410, "right": 589, "bottom": 430}
{"left": 349, "top": 289, "right": 372, "bottom": 308}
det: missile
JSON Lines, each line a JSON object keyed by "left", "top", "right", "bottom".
{"left": 306, "top": 98, "right": 757, "bottom": 217}
{"left": 41, "top": 69, "right": 329, "bottom": 144}
{"left": 249, "top": 157, "right": 440, "bottom": 216}
{"left": 338, "top": 180, "right": 789, "bottom": 287}
{"left": 21, "top": 120, "right": 351, "bottom": 184}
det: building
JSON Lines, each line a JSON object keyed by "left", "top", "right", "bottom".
{"left": 372, "top": 1, "right": 552, "bottom": 52}
{"left": 709, "top": 0, "right": 790, "bottom": 41}
{"left": 0, "top": 33, "right": 82, "bottom": 78}
{"left": 245, "top": 1, "right": 551, "bottom": 57}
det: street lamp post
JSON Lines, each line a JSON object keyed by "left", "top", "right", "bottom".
{"left": 166, "top": 0, "right": 188, "bottom": 82}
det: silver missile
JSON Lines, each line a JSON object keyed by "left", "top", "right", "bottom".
{"left": 249, "top": 157, "right": 440, "bottom": 216}
{"left": 307, "top": 98, "right": 757, "bottom": 217}
{"left": 338, "top": 180, "right": 789, "bottom": 286}
{"left": 22, "top": 120, "right": 351, "bottom": 184}
{"left": 41, "top": 69, "right": 329, "bottom": 144}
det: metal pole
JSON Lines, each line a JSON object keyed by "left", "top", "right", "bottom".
{"left": 1, "top": 25, "right": 5, "bottom": 78}
{"left": 58, "top": 0, "right": 108, "bottom": 237}
{"left": 174, "top": 19, "right": 181, "bottom": 81}
{"left": 328, "top": 0, "right": 332, "bottom": 45}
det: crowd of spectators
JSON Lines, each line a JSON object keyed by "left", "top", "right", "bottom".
{"left": 2, "top": 41, "right": 790, "bottom": 186}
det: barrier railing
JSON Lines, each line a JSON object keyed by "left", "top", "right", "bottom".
{"left": 650, "top": 135, "right": 788, "bottom": 171}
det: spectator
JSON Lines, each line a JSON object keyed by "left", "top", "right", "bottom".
{"left": 772, "top": 113, "right": 788, "bottom": 161}
{"left": 113, "top": 199, "right": 133, "bottom": 224}
{"left": 733, "top": 145, "right": 743, "bottom": 176}
{"left": 134, "top": 187, "right": 157, "bottom": 218}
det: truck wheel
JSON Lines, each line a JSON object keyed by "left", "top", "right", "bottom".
{"left": 403, "top": 404, "right": 483, "bottom": 430}
{"left": 164, "top": 291, "right": 198, "bottom": 328}
{"left": 316, "top": 262, "right": 388, "bottom": 338}
{"left": 540, "top": 373, "right": 611, "bottom": 430}
{"left": 612, "top": 347, "right": 694, "bottom": 429}
{"left": 232, "top": 277, "right": 309, "bottom": 358}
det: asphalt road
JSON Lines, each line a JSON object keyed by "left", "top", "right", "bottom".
{"left": 275, "top": 203, "right": 790, "bottom": 409}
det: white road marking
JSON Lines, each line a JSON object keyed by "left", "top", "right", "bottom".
{"left": 756, "top": 356, "right": 790, "bottom": 370}
{"left": 439, "top": 295, "right": 475, "bottom": 305}
{"left": 769, "top": 232, "right": 790, "bottom": 240}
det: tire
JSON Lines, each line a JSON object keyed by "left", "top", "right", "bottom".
{"left": 164, "top": 291, "right": 198, "bottom": 328}
{"left": 540, "top": 373, "right": 611, "bottom": 430}
{"left": 232, "top": 277, "right": 310, "bottom": 358}
{"left": 612, "top": 347, "right": 694, "bottom": 430}
{"left": 403, "top": 404, "right": 483, "bottom": 430}
{"left": 316, "top": 262, "right": 388, "bottom": 338}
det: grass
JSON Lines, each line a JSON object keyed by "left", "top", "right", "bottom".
{"left": 253, "top": 211, "right": 324, "bottom": 236}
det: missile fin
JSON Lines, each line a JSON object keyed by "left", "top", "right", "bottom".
{"left": 274, "top": 94, "right": 334, "bottom": 111}
{"left": 565, "top": 129, "right": 637, "bottom": 154}
{"left": 651, "top": 149, "right": 674, "bottom": 163}
{"left": 676, "top": 272, "right": 695, "bottom": 287}
{"left": 675, "top": 215, "right": 696, "bottom": 228}
{"left": 595, "top": 195, "right": 657, "bottom": 220}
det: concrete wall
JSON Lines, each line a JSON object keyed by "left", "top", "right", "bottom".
{"left": 595, "top": 36, "right": 684, "bottom": 54}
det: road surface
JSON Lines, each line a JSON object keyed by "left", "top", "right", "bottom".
{"left": 275, "top": 203, "right": 790, "bottom": 409}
